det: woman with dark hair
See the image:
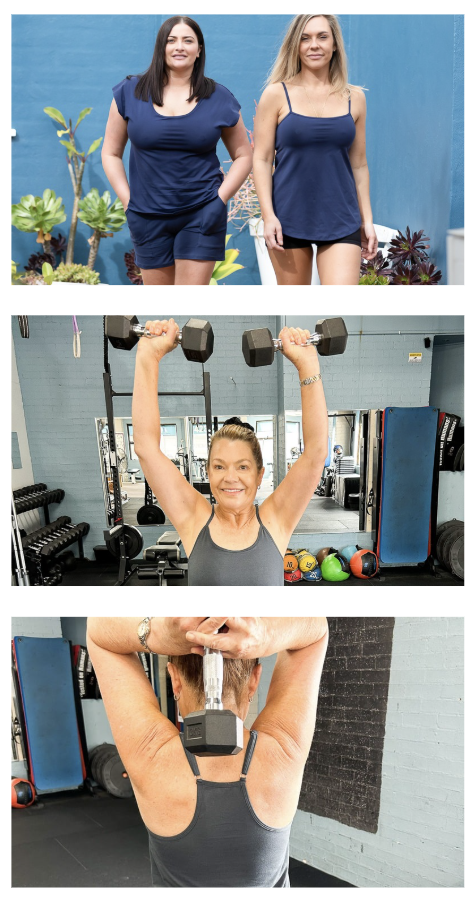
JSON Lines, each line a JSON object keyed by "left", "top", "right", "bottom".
{"left": 132, "top": 319, "right": 329, "bottom": 586}
{"left": 87, "top": 616, "right": 329, "bottom": 887}
{"left": 253, "top": 14, "right": 378, "bottom": 285}
{"left": 102, "top": 16, "right": 252, "bottom": 285}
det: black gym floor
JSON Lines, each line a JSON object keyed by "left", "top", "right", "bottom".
{"left": 57, "top": 558, "right": 463, "bottom": 586}
{"left": 12, "top": 789, "right": 354, "bottom": 888}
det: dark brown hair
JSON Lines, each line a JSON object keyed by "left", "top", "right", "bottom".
{"left": 131, "top": 16, "right": 216, "bottom": 106}
{"left": 169, "top": 655, "right": 259, "bottom": 705}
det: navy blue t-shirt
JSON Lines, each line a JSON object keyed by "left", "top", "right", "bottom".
{"left": 112, "top": 76, "right": 241, "bottom": 216}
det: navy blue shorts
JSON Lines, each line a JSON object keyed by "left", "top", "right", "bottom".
{"left": 281, "top": 227, "right": 362, "bottom": 250}
{"left": 125, "top": 195, "right": 227, "bottom": 270}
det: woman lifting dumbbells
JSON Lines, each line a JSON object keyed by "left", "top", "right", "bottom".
{"left": 132, "top": 319, "right": 329, "bottom": 586}
{"left": 87, "top": 616, "right": 329, "bottom": 887}
{"left": 102, "top": 16, "right": 252, "bottom": 285}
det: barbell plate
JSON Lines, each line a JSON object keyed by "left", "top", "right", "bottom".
{"left": 137, "top": 505, "right": 166, "bottom": 526}
{"left": 106, "top": 523, "right": 144, "bottom": 559}
{"left": 441, "top": 524, "right": 464, "bottom": 570}
{"left": 436, "top": 519, "right": 463, "bottom": 560}
{"left": 102, "top": 753, "right": 134, "bottom": 798}
{"left": 449, "top": 533, "right": 464, "bottom": 580}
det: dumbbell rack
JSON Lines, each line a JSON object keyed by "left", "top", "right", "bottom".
{"left": 12, "top": 483, "right": 90, "bottom": 586}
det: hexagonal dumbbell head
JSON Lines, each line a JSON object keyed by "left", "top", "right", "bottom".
{"left": 242, "top": 328, "right": 275, "bottom": 368}
{"left": 181, "top": 318, "right": 214, "bottom": 363}
{"left": 314, "top": 318, "right": 348, "bottom": 356}
{"left": 183, "top": 708, "right": 244, "bottom": 757}
{"left": 106, "top": 315, "right": 141, "bottom": 351}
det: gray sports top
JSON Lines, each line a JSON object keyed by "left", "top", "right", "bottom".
{"left": 147, "top": 731, "right": 291, "bottom": 887}
{"left": 187, "top": 506, "right": 283, "bottom": 585}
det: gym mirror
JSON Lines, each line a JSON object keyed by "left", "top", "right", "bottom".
{"left": 95, "top": 415, "right": 276, "bottom": 528}
{"left": 286, "top": 409, "right": 367, "bottom": 535}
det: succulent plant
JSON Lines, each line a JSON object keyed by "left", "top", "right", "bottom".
{"left": 387, "top": 227, "right": 429, "bottom": 265}
{"left": 26, "top": 251, "right": 56, "bottom": 273}
{"left": 412, "top": 260, "right": 442, "bottom": 285}
{"left": 125, "top": 250, "right": 143, "bottom": 284}
{"left": 360, "top": 250, "right": 391, "bottom": 279}
{"left": 51, "top": 262, "right": 100, "bottom": 284}
{"left": 11, "top": 189, "right": 66, "bottom": 254}
{"left": 78, "top": 189, "right": 127, "bottom": 268}
{"left": 50, "top": 232, "right": 67, "bottom": 258}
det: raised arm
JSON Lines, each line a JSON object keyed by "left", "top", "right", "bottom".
{"left": 252, "top": 84, "right": 284, "bottom": 252}
{"left": 259, "top": 327, "right": 328, "bottom": 551}
{"left": 132, "top": 320, "right": 209, "bottom": 550}
{"left": 101, "top": 99, "right": 131, "bottom": 212}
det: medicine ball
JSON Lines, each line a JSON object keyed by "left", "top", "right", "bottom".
{"left": 321, "top": 553, "right": 350, "bottom": 582}
{"left": 296, "top": 550, "right": 317, "bottom": 572}
{"left": 284, "top": 569, "right": 302, "bottom": 583}
{"left": 284, "top": 551, "right": 298, "bottom": 572}
{"left": 302, "top": 567, "right": 322, "bottom": 583}
{"left": 12, "top": 778, "right": 35, "bottom": 808}
{"left": 340, "top": 544, "right": 360, "bottom": 563}
{"left": 350, "top": 549, "right": 379, "bottom": 579}
{"left": 316, "top": 547, "right": 337, "bottom": 567}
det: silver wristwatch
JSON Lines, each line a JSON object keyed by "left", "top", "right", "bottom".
{"left": 138, "top": 617, "right": 153, "bottom": 652}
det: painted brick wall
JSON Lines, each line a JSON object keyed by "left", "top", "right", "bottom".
{"left": 285, "top": 617, "right": 464, "bottom": 888}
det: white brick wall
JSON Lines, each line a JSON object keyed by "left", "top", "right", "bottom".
{"left": 288, "top": 617, "right": 463, "bottom": 887}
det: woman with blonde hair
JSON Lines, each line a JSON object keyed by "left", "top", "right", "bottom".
{"left": 132, "top": 318, "right": 329, "bottom": 585}
{"left": 253, "top": 14, "right": 378, "bottom": 285}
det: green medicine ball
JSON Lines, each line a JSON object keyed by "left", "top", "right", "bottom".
{"left": 321, "top": 552, "right": 350, "bottom": 582}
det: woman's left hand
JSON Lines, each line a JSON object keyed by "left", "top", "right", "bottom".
{"left": 278, "top": 326, "right": 316, "bottom": 370}
{"left": 361, "top": 223, "right": 378, "bottom": 260}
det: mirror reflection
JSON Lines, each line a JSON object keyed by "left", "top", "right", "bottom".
{"left": 286, "top": 410, "right": 364, "bottom": 534}
{"left": 96, "top": 415, "right": 276, "bottom": 528}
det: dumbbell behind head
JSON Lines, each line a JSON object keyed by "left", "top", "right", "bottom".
{"left": 183, "top": 647, "right": 244, "bottom": 757}
{"left": 105, "top": 316, "right": 214, "bottom": 363}
{"left": 242, "top": 317, "right": 348, "bottom": 367}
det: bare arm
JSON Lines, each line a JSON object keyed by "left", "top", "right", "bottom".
{"left": 259, "top": 327, "right": 328, "bottom": 550}
{"left": 348, "top": 89, "right": 377, "bottom": 260}
{"left": 101, "top": 99, "right": 131, "bottom": 210}
{"left": 219, "top": 114, "right": 253, "bottom": 204}
{"left": 132, "top": 320, "right": 209, "bottom": 547}
{"left": 252, "top": 84, "right": 284, "bottom": 251}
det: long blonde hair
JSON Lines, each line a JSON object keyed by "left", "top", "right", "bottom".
{"left": 267, "top": 14, "right": 353, "bottom": 97}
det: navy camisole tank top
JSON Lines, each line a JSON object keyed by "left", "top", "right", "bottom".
{"left": 272, "top": 83, "right": 362, "bottom": 241}
{"left": 147, "top": 732, "right": 291, "bottom": 887}
{"left": 187, "top": 506, "right": 283, "bottom": 586}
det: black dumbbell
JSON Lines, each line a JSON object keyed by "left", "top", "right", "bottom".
{"left": 105, "top": 316, "right": 214, "bottom": 363}
{"left": 242, "top": 317, "right": 348, "bottom": 367}
{"left": 183, "top": 648, "right": 243, "bottom": 757}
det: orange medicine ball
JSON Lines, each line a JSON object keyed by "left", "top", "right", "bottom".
{"left": 11, "top": 778, "right": 35, "bottom": 808}
{"left": 350, "top": 549, "right": 379, "bottom": 579}
{"left": 284, "top": 551, "right": 298, "bottom": 572}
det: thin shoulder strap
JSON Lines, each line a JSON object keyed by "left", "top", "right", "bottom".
{"left": 180, "top": 733, "right": 202, "bottom": 779}
{"left": 240, "top": 730, "right": 258, "bottom": 780}
{"left": 348, "top": 94, "right": 351, "bottom": 113}
{"left": 281, "top": 82, "right": 292, "bottom": 112}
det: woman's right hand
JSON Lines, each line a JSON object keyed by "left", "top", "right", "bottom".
{"left": 263, "top": 215, "right": 284, "bottom": 253}
{"left": 137, "top": 319, "right": 180, "bottom": 362}
{"left": 185, "top": 618, "right": 270, "bottom": 659}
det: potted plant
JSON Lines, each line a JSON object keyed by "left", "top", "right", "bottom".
{"left": 77, "top": 188, "right": 127, "bottom": 269}
{"left": 359, "top": 227, "right": 442, "bottom": 284}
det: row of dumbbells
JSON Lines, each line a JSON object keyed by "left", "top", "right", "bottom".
{"left": 13, "top": 484, "right": 65, "bottom": 516}
{"left": 105, "top": 315, "right": 348, "bottom": 365}
{"left": 22, "top": 517, "right": 90, "bottom": 558}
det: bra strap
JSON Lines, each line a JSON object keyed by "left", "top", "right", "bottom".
{"left": 180, "top": 733, "right": 202, "bottom": 778}
{"left": 281, "top": 82, "right": 292, "bottom": 113}
{"left": 240, "top": 730, "right": 258, "bottom": 780}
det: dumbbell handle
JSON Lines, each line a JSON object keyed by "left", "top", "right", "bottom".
{"left": 273, "top": 332, "right": 322, "bottom": 353}
{"left": 132, "top": 324, "right": 184, "bottom": 345}
{"left": 203, "top": 647, "right": 224, "bottom": 711}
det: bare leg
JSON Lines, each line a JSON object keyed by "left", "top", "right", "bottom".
{"left": 140, "top": 266, "right": 176, "bottom": 285}
{"left": 174, "top": 259, "right": 216, "bottom": 285}
{"left": 316, "top": 243, "right": 361, "bottom": 285}
{"left": 268, "top": 247, "right": 313, "bottom": 285}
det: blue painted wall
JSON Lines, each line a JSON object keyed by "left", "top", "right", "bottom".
{"left": 12, "top": 15, "right": 463, "bottom": 284}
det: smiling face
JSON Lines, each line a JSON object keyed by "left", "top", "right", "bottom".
{"left": 299, "top": 16, "right": 336, "bottom": 72}
{"left": 208, "top": 439, "right": 265, "bottom": 507}
{"left": 164, "top": 22, "right": 201, "bottom": 73}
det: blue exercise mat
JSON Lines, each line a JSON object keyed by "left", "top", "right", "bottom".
{"left": 13, "top": 636, "right": 84, "bottom": 793}
{"left": 378, "top": 407, "right": 438, "bottom": 564}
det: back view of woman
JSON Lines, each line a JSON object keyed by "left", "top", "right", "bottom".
{"left": 87, "top": 617, "right": 329, "bottom": 887}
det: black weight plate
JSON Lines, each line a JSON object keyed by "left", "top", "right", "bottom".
{"left": 436, "top": 520, "right": 463, "bottom": 560}
{"left": 90, "top": 743, "right": 116, "bottom": 783}
{"left": 137, "top": 505, "right": 166, "bottom": 526}
{"left": 459, "top": 448, "right": 464, "bottom": 471}
{"left": 449, "top": 534, "right": 464, "bottom": 580}
{"left": 106, "top": 524, "right": 143, "bottom": 559}
{"left": 440, "top": 524, "right": 464, "bottom": 570}
{"left": 453, "top": 445, "right": 464, "bottom": 472}
{"left": 102, "top": 754, "right": 133, "bottom": 798}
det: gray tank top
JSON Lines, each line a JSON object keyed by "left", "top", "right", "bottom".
{"left": 147, "top": 731, "right": 291, "bottom": 887}
{"left": 188, "top": 506, "right": 283, "bottom": 585}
